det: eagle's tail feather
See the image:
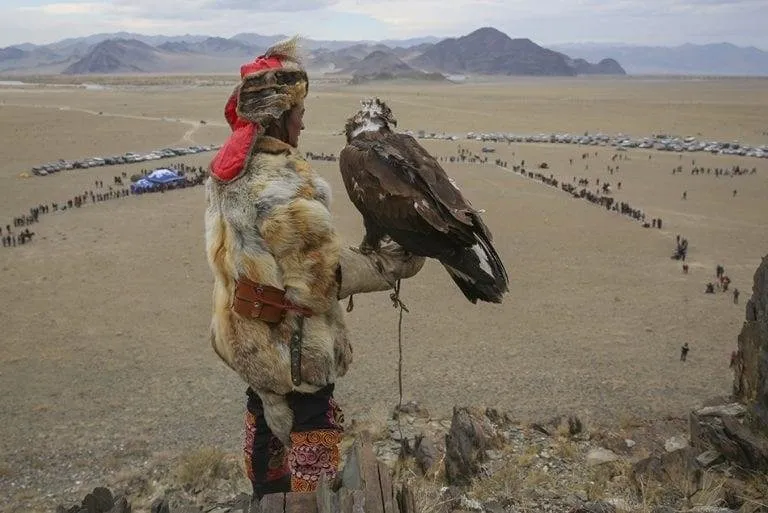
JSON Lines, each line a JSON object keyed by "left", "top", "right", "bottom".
{"left": 441, "top": 233, "right": 508, "bottom": 304}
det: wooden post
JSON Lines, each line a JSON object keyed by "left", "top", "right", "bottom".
{"left": 254, "top": 431, "right": 406, "bottom": 513}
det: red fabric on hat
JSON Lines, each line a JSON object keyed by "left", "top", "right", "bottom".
{"left": 223, "top": 91, "right": 239, "bottom": 130}
{"left": 210, "top": 55, "right": 285, "bottom": 182}
{"left": 210, "top": 121, "right": 257, "bottom": 182}
{"left": 241, "top": 56, "right": 283, "bottom": 79}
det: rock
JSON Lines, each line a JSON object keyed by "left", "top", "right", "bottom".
{"left": 665, "top": 435, "right": 690, "bottom": 452}
{"left": 690, "top": 408, "right": 768, "bottom": 471}
{"left": 631, "top": 448, "right": 702, "bottom": 495}
{"left": 82, "top": 488, "right": 115, "bottom": 513}
{"left": 393, "top": 400, "right": 430, "bottom": 420}
{"left": 586, "top": 447, "right": 619, "bottom": 466}
{"left": 444, "top": 407, "right": 491, "bottom": 486}
{"left": 570, "top": 502, "right": 617, "bottom": 513}
{"left": 604, "top": 498, "right": 632, "bottom": 511}
{"left": 483, "top": 500, "right": 506, "bottom": 513}
{"left": 733, "top": 254, "right": 768, "bottom": 429}
{"left": 696, "top": 404, "right": 747, "bottom": 418}
{"left": 682, "top": 508, "right": 738, "bottom": 513}
{"left": 413, "top": 433, "right": 438, "bottom": 474}
{"left": 568, "top": 415, "right": 584, "bottom": 435}
{"left": 695, "top": 450, "right": 724, "bottom": 468}
{"left": 150, "top": 498, "right": 170, "bottom": 513}
{"left": 57, "top": 488, "right": 130, "bottom": 513}
{"left": 106, "top": 497, "right": 130, "bottom": 513}
{"left": 624, "top": 439, "right": 636, "bottom": 449}
{"left": 485, "top": 408, "right": 504, "bottom": 425}
{"left": 458, "top": 495, "right": 484, "bottom": 511}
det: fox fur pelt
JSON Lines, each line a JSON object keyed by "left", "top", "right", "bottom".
{"left": 204, "top": 134, "right": 352, "bottom": 446}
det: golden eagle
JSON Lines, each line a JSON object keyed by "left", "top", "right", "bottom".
{"left": 339, "top": 98, "right": 509, "bottom": 304}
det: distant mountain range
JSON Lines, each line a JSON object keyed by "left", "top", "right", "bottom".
{"left": 0, "top": 28, "right": 626, "bottom": 80}
{"left": 2, "top": 27, "right": 765, "bottom": 77}
{"left": 550, "top": 42, "right": 768, "bottom": 76}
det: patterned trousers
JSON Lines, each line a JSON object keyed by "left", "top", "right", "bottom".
{"left": 244, "top": 384, "right": 344, "bottom": 499}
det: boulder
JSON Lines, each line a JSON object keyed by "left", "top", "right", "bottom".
{"left": 413, "top": 433, "right": 439, "bottom": 474}
{"left": 689, "top": 407, "right": 768, "bottom": 471}
{"left": 586, "top": 447, "right": 619, "bottom": 466}
{"left": 733, "top": 254, "right": 768, "bottom": 429}
{"left": 57, "top": 488, "right": 131, "bottom": 513}
{"left": 444, "top": 407, "right": 495, "bottom": 486}
{"left": 631, "top": 447, "right": 702, "bottom": 498}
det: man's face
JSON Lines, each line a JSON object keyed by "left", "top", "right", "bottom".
{"left": 286, "top": 101, "right": 305, "bottom": 148}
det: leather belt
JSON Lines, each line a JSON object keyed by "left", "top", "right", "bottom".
{"left": 232, "top": 277, "right": 313, "bottom": 324}
{"left": 232, "top": 277, "right": 313, "bottom": 387}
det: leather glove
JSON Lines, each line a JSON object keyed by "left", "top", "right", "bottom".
{"left": 337, "top": 241, "right": 426, "bottom": 300}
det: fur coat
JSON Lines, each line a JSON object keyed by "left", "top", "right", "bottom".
{"left": 205, "top": 134, "right": 352, "bottom": 445}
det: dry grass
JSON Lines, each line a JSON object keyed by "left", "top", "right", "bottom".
{"left": 174, "top": 447, "right": 237, "bottom": 493}
{"left": 586, "top": 460, "right": 632, "bottom": 500}
{"left": 470, "top": 457, "right": 523, "bottom": 501}
{"left": 740, "top": 471, "right": 768, "bottom": 512}
{"left": 552, "top": 438, "right": 580, "bottom": 459}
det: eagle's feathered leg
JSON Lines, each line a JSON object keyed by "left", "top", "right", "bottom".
{"left": 359, "top": 217, "right": 386, "bottom": 255}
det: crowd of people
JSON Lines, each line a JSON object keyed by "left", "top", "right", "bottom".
{"left": 304, "top": 151, "right": 338, "bottom": 162}
{"left": 672, "top": 163, "right": 757, "bottom": 177}
{"left": 2, "top": 163, "right": 208, "bottom": 250}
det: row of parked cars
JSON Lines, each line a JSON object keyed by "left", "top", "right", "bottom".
{"left": 413, "top": 130, "right": 768, "bottom": 159}
{"left": 31, "top": 144, "right": 222, "bottom": 176}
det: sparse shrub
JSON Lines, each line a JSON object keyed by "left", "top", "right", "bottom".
{"left": 470, "top": 457, "right": 522, "bottom": 500}
{"left": 553, "top": 439, "right": 579, "bottom": 459}
{"left": 175, "top": 447, "right": 231, "bottom": 492}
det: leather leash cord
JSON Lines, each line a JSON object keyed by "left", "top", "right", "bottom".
{"left": 389, "top": 279, "right": 409, "bottom": 451}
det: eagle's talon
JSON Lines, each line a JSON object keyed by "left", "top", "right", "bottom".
{"left": 358, "top": 243, "right": 376, "bottom": 255}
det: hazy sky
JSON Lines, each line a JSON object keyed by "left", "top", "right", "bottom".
{"left": 1, "top": 0, "right": 767, "bottom": 49}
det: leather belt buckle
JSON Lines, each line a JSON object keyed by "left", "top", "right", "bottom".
{"left": 251, "top": 300, "right": 263, "bottom": 319}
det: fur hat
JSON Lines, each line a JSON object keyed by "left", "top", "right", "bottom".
{"left": 222, "top": 36, "right": 308, "bottom": 129}
{"left": 212, "top": 36, "right": 308, "bottom": 182}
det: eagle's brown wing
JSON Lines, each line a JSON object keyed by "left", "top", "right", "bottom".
{"left": 339, "top": 131, "right": 487, "bottom": 248}
{"left": 339, "top": 130, "right": 509, "bottom": 304}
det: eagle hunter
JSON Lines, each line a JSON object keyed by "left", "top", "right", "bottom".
{"left": 339, "top": 98, "right": 509, "bottom": 304}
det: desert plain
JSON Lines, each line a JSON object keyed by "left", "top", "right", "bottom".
{"left": 1, "top": 75, "right": 767, "bottom": 511}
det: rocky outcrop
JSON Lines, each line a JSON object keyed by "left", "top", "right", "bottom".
{"left": 444, "top": 407, "right": 497, "bottom": 486}
{"left": 733, "top": 254, "right": 768, "bottom": 429}
{"left": 56, "top": 487, "right": 130, "bottom": 513}
{"left": 690, "top": 403, "right": 768, "bottom": 471}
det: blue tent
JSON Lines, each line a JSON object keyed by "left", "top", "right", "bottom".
{"left": 131, "top": 178, "right": 157, "bottom": 193}
{"left": 131, "top": 168, "right": 185, "bottom": 193}
{"left": 146, "top": 168, "right": 184, "bottom": 184}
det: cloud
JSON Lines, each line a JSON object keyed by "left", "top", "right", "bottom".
{"left": 19, "top": 1, "right": 107, "bottom": 15}
{"left": 0, "top": 0, "right": 766, "bottom": 48}
{"left": 204, "top": 0, "right": 335, "bottom": 10}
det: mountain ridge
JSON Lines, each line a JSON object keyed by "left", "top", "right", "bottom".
{"left": 1, "top": 28, "right": 765, "bottom": 76}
